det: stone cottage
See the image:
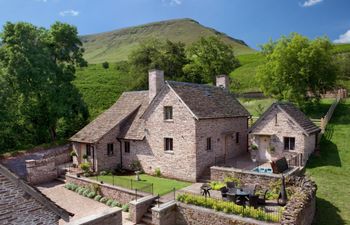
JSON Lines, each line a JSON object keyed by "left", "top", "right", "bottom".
{"left": 70, "top": 70, "right": 250, "bottom": 181}
{"left": 0, "top": 164, "right": 72, "bottom": 224}
{"left": 249, "top": 102, "right": 321, "bottom": 165}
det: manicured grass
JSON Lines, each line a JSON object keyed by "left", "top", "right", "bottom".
{"left": 306, "top": 99, "right": 350, "bottom": 225}
{"left": 238, "top": 98, "right": 276, "bottom": 117}
{"left": 91, "top": 174, "right": 192, "bottom": 196}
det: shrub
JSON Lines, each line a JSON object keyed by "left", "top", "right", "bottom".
{"left": 176, "top": 193, "right": 282, "bottom": 223}
{"left": 94, "top": 195, "right": 102, "bottom": 201}
{"left": 87, "top": 191, "right": 96, "bottom": 198}
{"left": 83, "top": 189, "right": 90, "bottom": 197}
{"left": 106, "top": 199, "right": 114, "bottom": 206}
{"left": 75, "top": 186, "right": 82, "bottom": 193}
{"left": 224, "top": 176, "right": 241, "bottom": 187}
{"left": 102, "top": 61, "right": 109, "bottom": 69}
{"left": 82, "top": 154, "right": 88, "bottom": 160}
{"left": 70, "top": 151, "right": 77, "bottom": 157}
{"left": 122, "top": 204, "right": 129, "bottom": 212}
{"left": 99, "top": 170, "right": 108, "bottom": 176}
{"left": 154, "top": 168, "right": 161, "bottom": 177}
{"left": 209, "top": 181, "right": 225, "bottom": 191}
{"left": 78, "top": 188, "right": 86, "bottom": 195}
{"left": 90, "top": 183, "right": 101, "bottom": 195}
{"left": 130, "top": 160, "right": 142, "bottom": 172}
{"left": 100, "top": 197, "right": 108, "bottom": 204}
{"left": 110, "top": 200, "right": 121, "bottom": 207}
{"left": 80, "top": 162, "right": 91, "bottom": 173}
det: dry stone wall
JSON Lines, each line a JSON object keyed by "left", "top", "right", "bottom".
{"left": 26, "top": 158, "right": 58, "bottom": 185}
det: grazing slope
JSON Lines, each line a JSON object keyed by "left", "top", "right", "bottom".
{"left": 81, "top": 18, "right": 255, "bottom": 63}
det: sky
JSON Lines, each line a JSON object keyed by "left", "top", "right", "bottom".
{"left": 0, "top": 0, "right": 349, "bottom": 49}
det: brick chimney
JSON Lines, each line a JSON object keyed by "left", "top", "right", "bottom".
{"left": 216, "top": 75, "right": 230, "bottom": 89}
{"left": 149, "top": 69, "right": 164, "bottom": 102}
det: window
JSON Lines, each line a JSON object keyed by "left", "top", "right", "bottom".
{"left": 86, "top": 144, "right": 91, "bottom": 156}
{"left": 164, "top": 106, "right": 173, "bottom": 120}
{"left": 107, "top": 143, "right": 114, "bottom": 156}
{"left": 236, "top": 132, "right": 240, "bottom": 144}
{"left": 206, "top": 137, "right": 212, "bottom": 151}
{"left": 124, "top": 141, "right": 130, "bottom": 153}
{"left": 284, "top": 137, "right": 295, "bottom": 150}
{"left": 275, "top": 115, "right": 278, "bottom": 126}
{"left": 164, "top": 138, "right": 173, "bottom": 151}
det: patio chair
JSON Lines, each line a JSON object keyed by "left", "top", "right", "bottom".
{"left": 243, "top": 184, "right": 257, "bottom": 195}
{"left": 248, "top": 195, "right": 259, "bottom": 208}
{"left": 220, "top": 186, "right": 229, "bottom": 198}
{"left": 226, "top": 182, "right": 236, "bottom": 189}
{"left": 258, "top": 189, "right": 268, "bottom": 205}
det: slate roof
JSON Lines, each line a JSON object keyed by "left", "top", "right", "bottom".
{"left": 167, "top": 81, "right": 250, "bottom": 119}
{"left": 250, "top": 102, "right": 321, "bottom": 135}
{"left": 70, "top": 91, "right": 148, "bottom": 143}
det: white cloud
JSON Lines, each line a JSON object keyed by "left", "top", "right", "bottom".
{"left": 59, "top": 10, "right": 80, "bottom": 17}
{"left": 162, "top": 0, "right": 182, "bottom": 6}
{"left": 334, "top": 30, "right": 350, "bottom": 44}
{"left": 301, "top": 0, "right": 323, "bottom": 7}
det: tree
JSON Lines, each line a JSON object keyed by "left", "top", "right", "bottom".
{"left": 128, "top": 39, "right": 187, "bottom": 89}
{"left": 0, "top": 21, "right": 88, "bottom": 149}
{"left": 335, "top": 53, "right": 350, "bottom": 83}
{"left": 257, "top": 33, "right": 337, "bottom": 107}
{"left": 183, "top": 36, "right": 240, "bottom": 84}
{"left": 102, "top": 61, "right": 109, "bottom": 69}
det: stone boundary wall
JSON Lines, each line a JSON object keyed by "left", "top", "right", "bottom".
{"left": 152, "top": 200, "right": 177, "bottom": 225}
{"left": 280, "top": 177, "right": 317, "bottom": 225}
{"left": 176, "top": 202, "right": 275, "bottom": 225}
{"left": 42, "top": 145, "right": 71, "bottom": 165}
{"left": 26, "top": 158, "right": 58, "bottom": 185}
{"left": 210, "top": 166, "right": 299, "bottom": 188}
{"left": 129, "top": 195, "right": 158, "bottom": 224}
{"left": 65, "top": 174, "right": 149, "bottom": 204}
{"left": 66, "top": 208, "right": 122, "bottom": 225}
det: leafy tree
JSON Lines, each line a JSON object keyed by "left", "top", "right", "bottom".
{"left": 128, "top": 39, "right": 187, "bottom": 89}
{"left": 102, "top": 61, "right": 109, "bottom": 69}
{"left": 183, "top": 36, "right": 240, "bottom": 84}
{"left": 335, "top": 53, "right": 350, "bottom": 82}
{"left": 0, "top": 22, "right": 88, "bottom": 150}
{"left": 257, "top": 33, "right": 337, "bottom": 107}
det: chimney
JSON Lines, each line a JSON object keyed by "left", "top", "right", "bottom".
{"left": 149, "top": 69, "right": 164, "bottom": 102}
{"left": 216, "top": 75, "right": 230, "bottom": 89}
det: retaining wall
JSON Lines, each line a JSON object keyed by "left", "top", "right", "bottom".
{"left": 66, "top": 208, "right": 122, "bottom": 225}
{"left": 65, "top": 174, "right": 148, "bottom": 204}
{"left": 26, "top": 158, "right": 58, "bottom": 185}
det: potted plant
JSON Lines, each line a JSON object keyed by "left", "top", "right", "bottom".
{"left": 268, "top": 145, "right": 276, "bottom": 153}
{"left": 82, "top": 154, "right": 88, "bottom": 162}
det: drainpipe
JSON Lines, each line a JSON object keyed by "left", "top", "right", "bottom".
{"left": 116, "top": 138, "right": 123, "bottom": 168}
{"left": 247, "top": 115, "right": 252, "bottom": 152}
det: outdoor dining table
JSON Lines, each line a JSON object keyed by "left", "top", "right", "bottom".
{"left": 226, "top": 188, "right": 251, "bottom": 205}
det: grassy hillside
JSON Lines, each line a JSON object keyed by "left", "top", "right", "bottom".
{"left": 81, "top": 18, "right": 255, "bottom": 64}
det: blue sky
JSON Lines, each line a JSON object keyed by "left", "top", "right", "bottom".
{"left": 0, "top": 0, "right": 349, "bottom": 49}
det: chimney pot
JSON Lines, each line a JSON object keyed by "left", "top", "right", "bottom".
{"left": 216, "top": 75, "right": 230, "bottom": 89}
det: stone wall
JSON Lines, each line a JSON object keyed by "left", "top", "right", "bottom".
{"left": 26, "top": 158, "right": 58, "bottom": 185}
{"left": 66, "top": 208, "right": 122, "bottom": 225}
{"left": 210, "top": 166, "right": 299, "bottom": 189}
{"left": 195, "top": 117, "right": 248, "bottom": 178}
{"left": 152, "top": 200, "right": 177, "bottom": 225}
{"left": 65, "top": 174, "right": 148, "bottom": 204}
{"left": 176, "top": 202, "right": 273, "bottom": 225}
{"left": 281, "top": 176, "right": 317, "bottom": 225}
{"left": 43, "top": 145, "right": 71, "bottom": 165}
{"left": 129, "top": 195, "right": 158, "bottom": 224}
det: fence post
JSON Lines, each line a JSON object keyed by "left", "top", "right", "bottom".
{"left": 131, "top": 179, "right": 133, "bottom": 190}
{"left": 135, "top": 189, "right": 138, "bottom": 202}
{"left": 173, "top": 187, "right": 176, "bottom": 200}
{"left": 113, "top": 174, "right": 114, "bottom": 186}
{"left": 152, "top": 183, "right": 154, "bottom": 195}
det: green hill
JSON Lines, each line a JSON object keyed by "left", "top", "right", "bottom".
{"left": 81, "top": 18, "right": 255, "bottom": 64}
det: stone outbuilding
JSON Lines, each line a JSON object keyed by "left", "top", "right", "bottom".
{"left": 70, "top": 70, "right": 250, "bottom": 182}
{"left": 0, "top": 164, "right": 73, "bottom": 224}
{"left": 249, "top": 102, "right": 321, "bottom": 165}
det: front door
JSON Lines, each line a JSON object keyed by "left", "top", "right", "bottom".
{"left": 259, "top": 136, "right": 271, "bottom": 161}
{"left": 225, "top": 134, "right": 235, "bottom": 160}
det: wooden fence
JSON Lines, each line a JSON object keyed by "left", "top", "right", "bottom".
{"left": 320, "top": 96, "right": 341, "bottom": 134}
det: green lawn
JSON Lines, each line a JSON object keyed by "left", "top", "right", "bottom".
{"left": 238, "top": 98, "right": 276, "bottom": 117}
{"left": 91, "top": 174, "right": 192, "bottom": 196}
{"left": 306, "top": 99, "right": 350, "bottom": 225}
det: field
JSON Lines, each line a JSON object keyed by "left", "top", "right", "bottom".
{"left": 81, "top": 18, "right": 254, "bottom": 64}
{"left": 306, "top": 99, "right": 350, "bottom": 224}
{"left": 91, "top": 174, "right": 192, "bottom": 196}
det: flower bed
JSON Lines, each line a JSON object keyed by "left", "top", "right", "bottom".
{"left": 177, "top": 193, "right": 282, "bottom": 223}
{"left": 64, "top": 182, "right": 129, "bottom": 212}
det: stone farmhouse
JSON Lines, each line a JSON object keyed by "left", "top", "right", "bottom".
{"left": 70, "top": 70, "right": 250, "bottom": 182}
{"left": 249, "top": 102, "right": 321, "bottom": 165}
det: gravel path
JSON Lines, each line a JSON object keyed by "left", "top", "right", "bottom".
{"left": 36, "top": 181, "right": 134, "bottom": 225}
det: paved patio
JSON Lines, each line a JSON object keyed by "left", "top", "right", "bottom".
{"left": 36, "top": 181, "right": 133, "bottom": 225}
